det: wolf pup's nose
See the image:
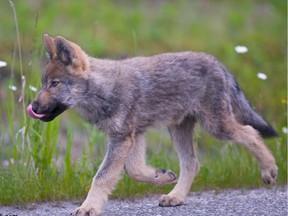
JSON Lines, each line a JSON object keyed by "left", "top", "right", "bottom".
{"left": 26, "top": 103, "right": 46, "bottom": 119}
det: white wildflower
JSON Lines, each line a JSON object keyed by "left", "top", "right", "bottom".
{"left": 257, "top": 72, "right": 267, "bottom": 80}
{"left": 29, "top": 85, "right": 37, "bottom": 92}
{"left": 235, "top": 45, "right": 248, "bottom": 53}
{"left": 282, "top": 127, "right": 288, "bottom": 134}
{"left": 0, "top": 60, "right": 7, "bottom": 67}
{"left": 9, "top": 85, "right": 17, "bottom": 91}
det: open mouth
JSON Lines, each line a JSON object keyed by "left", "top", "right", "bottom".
{"left": 26, "top": 104, "right": 46, "bottom": 119}
{"left": 26, "top": 103, "right": 67, "bottom": 122}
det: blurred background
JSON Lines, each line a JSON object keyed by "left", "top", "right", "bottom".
{"left": 0, "top": 0, "right": 286, "bottom": 204}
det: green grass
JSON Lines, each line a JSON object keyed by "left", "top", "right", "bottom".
{"left": 0, "top": 0, "right": 287, "bottom": 205}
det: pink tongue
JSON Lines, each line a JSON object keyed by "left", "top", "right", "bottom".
{"left": 26, "top": 104, "right": 46, "bottom": 119}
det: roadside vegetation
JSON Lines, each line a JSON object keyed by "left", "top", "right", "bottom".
{"left": 0, "top": 0, "right": 286, "bottom": 204}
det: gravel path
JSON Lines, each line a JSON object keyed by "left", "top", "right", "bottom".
{"left": 0, "top": 186, "right": 287, "bottom": 216}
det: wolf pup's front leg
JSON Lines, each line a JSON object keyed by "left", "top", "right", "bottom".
{"left": 71, "top": 137, "right": 133, "bottom": 216}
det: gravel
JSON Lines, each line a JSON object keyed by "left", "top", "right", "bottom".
{"left": 0, "top": 186, "right": 287, "bottom": 216}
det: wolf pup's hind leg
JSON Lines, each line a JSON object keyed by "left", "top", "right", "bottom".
{"left": 125, "top": 133, "right": 177, "bottom": 185}
{"left": 202, "top": 113, "right": 278, "bottom": 185}
{"left": 226, "top": 118, "right": 278, "bottom": 185}
{"left": 159, "top": 116, "right": 199, "bottom": 207}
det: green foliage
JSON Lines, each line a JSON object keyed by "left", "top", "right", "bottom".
{"left": 0, "top": 0, "right": 286, "bottom": 204}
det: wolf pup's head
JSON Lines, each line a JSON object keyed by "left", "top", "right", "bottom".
{"left": 27, "top": 34, "right": 90, "bottom": 122}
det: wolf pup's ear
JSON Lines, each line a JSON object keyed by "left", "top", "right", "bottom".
{"left": 43, "top": 33, "right": 57, "bottom": 60}
{"left": 54, "top": 36, "right": 74, "bottom": 66}
{"left": 54, "top": 36, "right": 87, "bottom": 69}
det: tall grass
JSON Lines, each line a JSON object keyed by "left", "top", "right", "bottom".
{"left": 0, "top": 0, "right": 286, "bottom": 205}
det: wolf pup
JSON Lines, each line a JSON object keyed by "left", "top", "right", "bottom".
{"left": 27, "top": 34, "right": 278, "bottom": 216}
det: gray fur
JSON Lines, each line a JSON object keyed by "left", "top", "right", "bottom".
{"left": 73, "top": 52, "right": 276, "bottom": 140}
{"left": 30, "top": 35, "right": 278, "bottom": 216}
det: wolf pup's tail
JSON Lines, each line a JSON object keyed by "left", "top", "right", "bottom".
{"left": 229, "top": 77, "right": 278, "bottom": 138}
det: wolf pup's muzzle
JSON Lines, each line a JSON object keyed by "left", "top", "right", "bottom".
{"left": 26, "top": 102, "right": 67, "bottom": 122}
{"left": 26, "top": 104, "right": 46, "bottom": 119}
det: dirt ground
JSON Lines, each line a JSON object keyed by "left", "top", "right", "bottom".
{"left": 0, "top": 186, "right": 287, "bottom": 216}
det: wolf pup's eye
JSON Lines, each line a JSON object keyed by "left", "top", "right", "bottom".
{"left": 51, "top": 80, "right": 60, "bottom": 87}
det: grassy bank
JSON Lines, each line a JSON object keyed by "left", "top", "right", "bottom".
{"left": 0, "top": 0, "right": 286, "bottom": 204}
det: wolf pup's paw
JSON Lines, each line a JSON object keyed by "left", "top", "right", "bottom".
{"left": 155, "top": 169, "right": 177, "bottom": 185}
{"left": 261, "top": 164, "right": 278, "bottom": 185}
{"left": 71, "top": 206, "right": 100, "bottom": 216}
{"left": 158, "top": 194, "right": 184, "bottom": 207}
